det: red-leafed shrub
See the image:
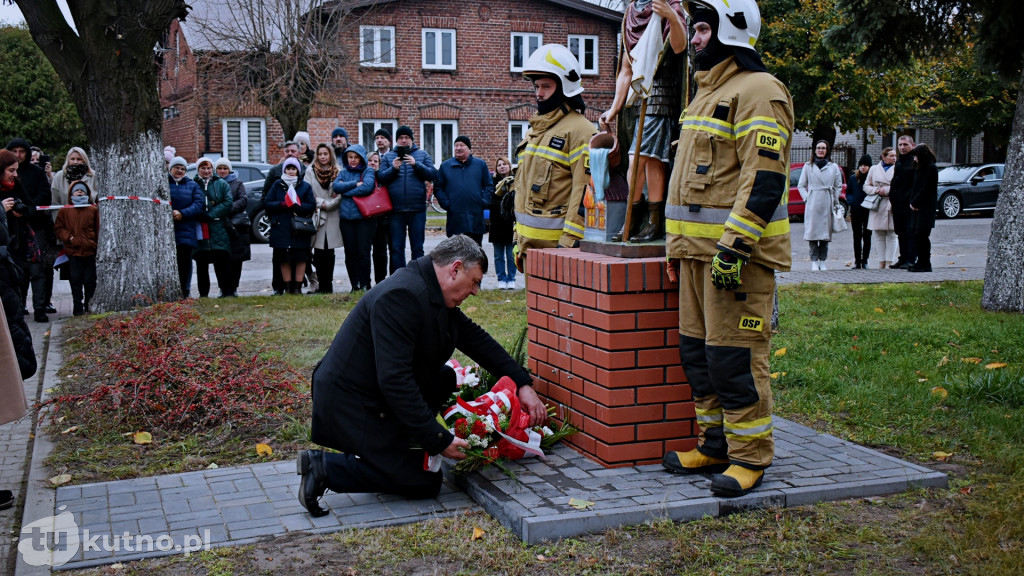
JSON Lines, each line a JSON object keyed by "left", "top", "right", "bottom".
{"left": 45, "top": 300, "right": 308, "bottom": 435}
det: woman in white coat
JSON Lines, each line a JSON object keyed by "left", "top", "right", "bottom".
{"left": 863, "top": 147, "right": 897, "bottom": 268}
{"left": 798, "top": 140, "right": 844, "bottom": 270}
{"left": 305, "top": 143, "right": 343, "bottom": 293}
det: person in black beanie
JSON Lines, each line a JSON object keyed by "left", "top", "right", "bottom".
{"left": 373, "top": 128, "right": 392, "bottom": 156}
{"left": 847, "top": 154, "right": 873, "bottom": 268}
{"left": 5, "top": 138, "right": 53, "bottom": 322}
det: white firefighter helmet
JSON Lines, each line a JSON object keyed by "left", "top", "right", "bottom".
{"left": 522, "top": 44, "right": 584, "bottom": 97}
{"left": 683, "top": 0, "right": 761, "bottom": 51}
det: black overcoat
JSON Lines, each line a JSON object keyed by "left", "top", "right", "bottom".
{"left": 311, "top": 255, "right": 531, "bottom": 459}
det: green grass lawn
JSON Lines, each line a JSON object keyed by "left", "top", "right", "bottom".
{"left": 56, "top": 280, "right": 1023, "bottom": 575}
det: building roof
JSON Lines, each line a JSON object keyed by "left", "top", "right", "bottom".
{"left": 180, "top": 0, "right": 624, "bottom": 50}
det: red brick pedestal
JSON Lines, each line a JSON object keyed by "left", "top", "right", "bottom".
{"left": 526, "top": 248, "right": 697, "bottom": 468}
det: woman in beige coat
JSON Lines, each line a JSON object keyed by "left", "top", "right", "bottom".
{"left": 863, "top": 147, "right": 898, "bottom": 268}
{"left": 305, "top": 143, "right": 343, "bottom": 293}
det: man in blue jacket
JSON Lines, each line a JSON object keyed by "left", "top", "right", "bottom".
{"left": 377, "top": 126, "right": 438, "bottom": 272}
{"left": 434, "top": 135, "right": 494, "bottom": 245}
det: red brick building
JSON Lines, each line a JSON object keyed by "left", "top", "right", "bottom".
{"left": 161, "top": 0, "right": 623, "bottom": 168}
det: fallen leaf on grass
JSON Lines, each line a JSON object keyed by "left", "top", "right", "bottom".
{"left": 931, "top": 387, "right": 948, "bottom": 399}
{"left": 773, "top": 347, "right": 787, "bottom": 357}
{"left": 206, "top": 463, "right": 219, "bottom": 469}
{"left": 952, "top": 329, "right": 961, "bottom": 337}
{"left": 536, "top": 554, "right": 559, "bottom": 562}
{"left": 465, "top": 306, "right": 477, "bottom": 313}
{"left": 471, "top": 526, "right": 486, "bottom": 540}
{"left": 933, "top": 451, "right": 954, "bottom": 462}
{"left": 132, "top": 431, "right": 152, "bottom": 445}
{"left": 937, "top": 356, "right": 949, "bottom": 367}
{"left": 60, "top": 426, "right": 79, "bottom": 435}
{"left": 569, "top": 497, "right": 595, "bottom": 510}
{"left": 874, "top": 307, "right": 884, "bottom": 313}
{"left": 961, "top": 357, "right": 982, "bottom": 364}
{"left": 918, "top": 378, "right": 928, "bottom": 383}
{"left": 770, "top": 372, "right": 779, "bottom": 379}
{"left": 959, "top": 486, "right": 973, "bottom": 495}
{"left": 50, "top": 473, "right": 72, "bottom": 486}
{"left": 985, "top": 362, "right": 1006, "bottom": 370}
{"left": 253, "top": 304, "right": 265, "bottom": 308}
{"left": 256, "top": 443, "right": 273, "bottom": 457}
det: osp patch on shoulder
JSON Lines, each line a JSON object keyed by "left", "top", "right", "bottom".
{"left": 549, "top": 136, "right": 566, "bottom": 151}
{"left": 755, "top": 132, "right": 781, "bottom": 152}
{"left": 738, "top": 316, "right": 764, "bottom": 332}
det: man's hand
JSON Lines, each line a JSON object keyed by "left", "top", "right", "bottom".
{"left": 710, "top": 252, "right": 743, "bottom": 290}
{"left": 403, "top": 154, "right": 417, "bottom": 167}
{"left": 392, "top": 157, "right": 403, "bottom": 169}
{"left": 517, "top": 385, "right": 547, "bottom": 427}
{"left": 666, "top": 257, "right": 680, "bottom": 284}
{"left": 598, "top": 109, "right": 617, "bottom": 127}
{"left": 441, "top": 436, "right": 470, "bottom": 460}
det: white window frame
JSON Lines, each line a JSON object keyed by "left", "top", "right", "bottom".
{"left": 360, "top": 25, "right": 395, "bottom": 67}
{"left": 359, "top": 119, "right": 399, "bottom": 153}
{"left": 510, "top": 32, "right": 543, "bottom": 72}
{"left": 221, "top": 118, "right": 266, "bottom": 163}
{"left": 422, "top": 28, "right": 456, "bottom": 71}
{"left": 420, "top": 120, "right": 459, "bottom": 166}
{"left": 508, "top": 121, "right": 529, "bottom": 164}
{"left": 568, "top": 34, "right": 599, "bottom": 75}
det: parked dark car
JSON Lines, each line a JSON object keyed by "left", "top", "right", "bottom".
{"left": 935, "top": 163, "right": 1003, "bottom": 218}
{"left": 186, "top": 161, "right": 272, "bottom": 242}
{"left": 787, "top": 162, "right": 847, "bottom": 222}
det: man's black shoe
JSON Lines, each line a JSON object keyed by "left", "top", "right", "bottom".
{"left": 46, "top": 304, "right": 57, "bottom": 314}
{"left": 33, "top": 312, "right": 48, "bottom": 323}
{"left": 908, "top": 265, "right": 932, "bottom": 272}
{"left": 0, "top": 489, "right": 13, "bottom": 510}
{"left": 891, "top": 260, "right": 910, "bottom": 269}
{"left": 297, "top": 450, "right": 329, "bottom": 517}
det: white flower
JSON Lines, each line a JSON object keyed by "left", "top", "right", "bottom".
{"left": 467, "top": 434, "right": 489, "bottom": 448}
{"left": 542, "top": 426, "right": 553, "bottom": 436}
{"left": 463, "top": 372, "right": 480, "bottom": 388}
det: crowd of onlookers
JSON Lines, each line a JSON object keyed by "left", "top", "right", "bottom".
{"left": 169, "top": 124, "right": 517, "bottom": 298}
{"left": 0, "top": 124, "right": 518, "bottom": 327}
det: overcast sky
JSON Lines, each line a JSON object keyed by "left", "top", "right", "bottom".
{"left": 0, "top": 1, "right": 76, "bottom": 28}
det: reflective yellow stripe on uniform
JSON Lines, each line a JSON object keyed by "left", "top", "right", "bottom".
{"left": 666, "top": 205, "right": 789, "bottom": 239}
{"left": 724, "top": 415, "right": 774, "bottom": 441}
{"left": 515, "top": 212, "right": 565, "bottom": 241}
{"left": 522, "top": 144, "right": 571, "bottom": 167}
{"left": 695, "top": 406, "right": 723, "bottom": 427}
{"left": 681, "top": 116, "right": 735, "bottom": 139}
{"left": 735, "top": 116, "right": 790, "bottom": 143}
{"left": 563, "top": 219, "right": 584, "bottom": 238}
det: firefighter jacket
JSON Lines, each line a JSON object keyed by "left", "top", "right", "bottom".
{"left": 666, "top": 57, "right": 794, "bottom": 271}
{"left": 513, "top": 105, "right": 595, "bottom": 250}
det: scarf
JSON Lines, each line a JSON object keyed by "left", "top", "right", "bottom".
{"left": 0, "top": 178, "right": 13, "bottom": 193}
{"left": 65, "top": 163, "right": 88, "bottom": 181}
{"left": 814, "top": 158, "right": 829, "bottom": 170}
{"left": 71, "top": 195, "right": 90, "bottom": 206}
{"left": 313, "top": 162, "right": 339, "bottom": 189}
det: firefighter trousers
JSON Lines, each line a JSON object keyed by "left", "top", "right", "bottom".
{"left": 677, "top": 258, "right": 776, "bottom": 470}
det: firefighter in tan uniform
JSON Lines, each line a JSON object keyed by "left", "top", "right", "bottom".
{"left": 513, "top": 44, "right": 596, "bottom": 272}
{"left": 661, "top": 0, "right": 794, "bottom": 497}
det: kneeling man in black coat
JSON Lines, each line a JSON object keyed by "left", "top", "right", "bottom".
{"left": 299, "top": 235, "right": 547, "bottom": 517}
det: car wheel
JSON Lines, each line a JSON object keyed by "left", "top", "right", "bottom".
{"left": 252, "top": 210, "right": 271, "bottom": 243}
{"left": 940, "top": 192, "right": 962, "bottom": 219}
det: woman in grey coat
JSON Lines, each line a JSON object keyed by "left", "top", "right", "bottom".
{"left": 798, "top": 140, "right": 844, "bottom": 270}
{"left": 305, "top": 144, "right": 343, "bottom": 293}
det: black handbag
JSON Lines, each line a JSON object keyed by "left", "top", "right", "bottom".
{"left": 291, "top": 214, "right": 317, "bottom": 236}
{"left": 231, "top": 209, "right": 251, "bottom": 231}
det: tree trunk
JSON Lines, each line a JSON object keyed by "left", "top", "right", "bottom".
{"left": 17, "top": 0, "right": 189, "bottom": 311}
{"left": 981, "top": 71, "right": 1024, "bottom": 312}
{"left": 90, "top": 133, "right": 182, "bottom": 313}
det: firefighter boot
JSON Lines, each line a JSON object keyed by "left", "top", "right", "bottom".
{"left": 710, "top": 465, "right": 764, "bottom": 497}
{"left": 611, "top": 202, "right": 645, "bottom": 242}
{"left": 630, "top": 201, "right": 664, "bottom": 243}
{"left": 662, "top": 449, "right": 730, "bottom": 474}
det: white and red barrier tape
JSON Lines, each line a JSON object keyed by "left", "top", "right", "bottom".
{"left": 33, "top": 196, "right": 168, "bottom": 211}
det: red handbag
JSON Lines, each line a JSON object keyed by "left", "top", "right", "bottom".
{"left": 353, "top": 181, "right": 392, "bottom": 218}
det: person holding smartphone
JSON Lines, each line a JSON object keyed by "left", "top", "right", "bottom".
{"left": 375, "top": 126, "right": 437, "bottom": 272}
